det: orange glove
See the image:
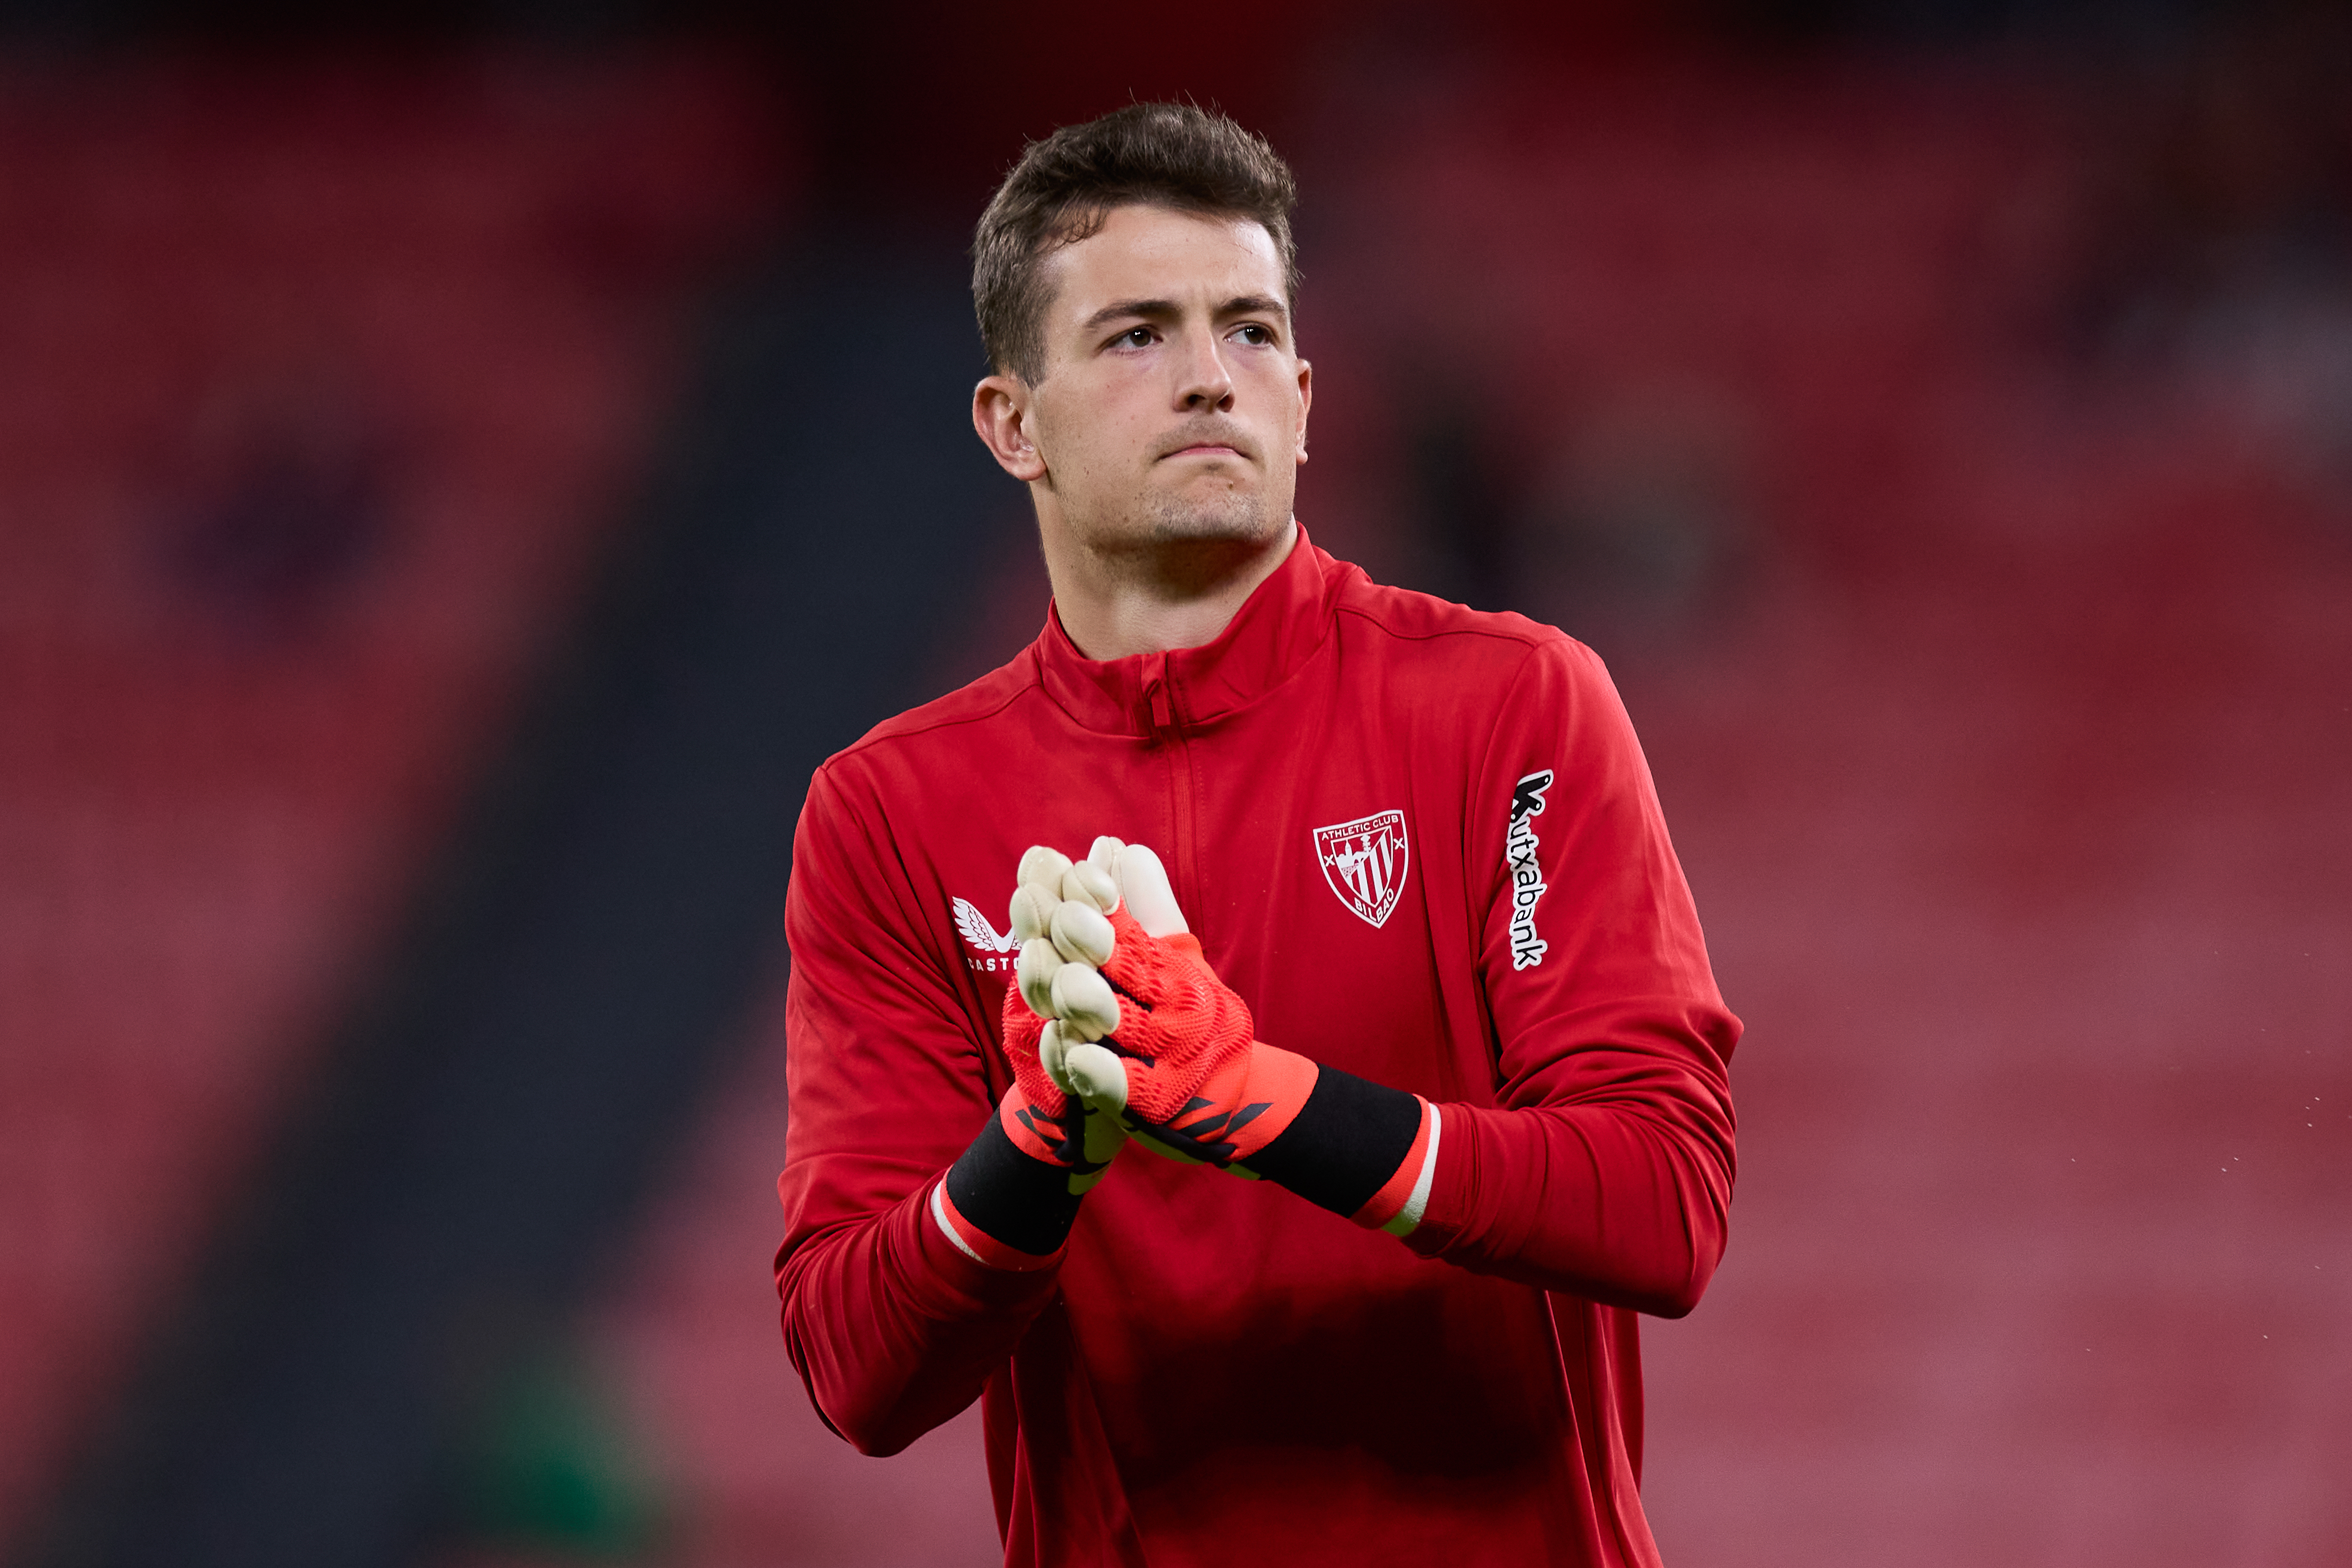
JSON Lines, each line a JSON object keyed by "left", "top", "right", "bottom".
{"left": 931, "top": 845, "right": 1123, "bottom": 1272}
{"left": 1043, "top": 841, "right": 1440, "bottom": 1234}
{"left": 991, "top": 844, "right": 1127, "bottom": 1184}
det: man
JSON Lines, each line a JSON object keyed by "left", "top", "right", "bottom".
{"left": 776, "top": 103, "right": 1740, "bottom": 1566}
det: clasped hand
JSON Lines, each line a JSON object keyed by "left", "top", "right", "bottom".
{"left": 1001, "top": 837, "right": 1311, "bottom": 1172}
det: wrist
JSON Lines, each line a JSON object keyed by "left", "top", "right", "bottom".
{"left": 930, "top": 1178, "right": 1065, "bottom": 1272}
{"left": 1238, "top": 1061, "right": 1431, "bottom": 1229}
{"left": 939, "top": 1101, "right": 1090, "bottom": 1267}
{"left": 1368, "top": 1101, "right": 1441, "bottom": 1234}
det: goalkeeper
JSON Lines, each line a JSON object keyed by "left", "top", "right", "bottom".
{"left": 777, "top": 102, "right": 1740, "bottom": 1568}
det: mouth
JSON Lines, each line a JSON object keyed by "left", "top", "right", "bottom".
{"left": 1158, "top": 436, "right": 1255, "bottom": 463}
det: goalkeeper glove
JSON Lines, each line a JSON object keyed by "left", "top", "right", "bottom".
{"left": 932, "top": 844, "right": 1126, "bottom": 1271}
{"left": 1038, "top": 838, "right": 1442, "bottom": 1235}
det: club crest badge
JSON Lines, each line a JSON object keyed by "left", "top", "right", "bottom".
{"left": 1314, "top": 810, "right": 1410, "bottom": 929}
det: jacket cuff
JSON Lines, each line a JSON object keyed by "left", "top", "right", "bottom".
{"left": 1399, "top": 1099, "right": 1477, "bottom": 1258}
{"left": 930, "top": 1181, "right": 1065, "bottom": 1272}
{"left": 904, "top": 1181, "right": 1067, "bottom": 1307}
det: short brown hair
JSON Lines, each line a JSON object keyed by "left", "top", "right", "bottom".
{"left": 972, "top": 103, "right": 1300, "bottom": 383}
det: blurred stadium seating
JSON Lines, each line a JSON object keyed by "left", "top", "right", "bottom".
{"left": 0, "top": 50, "right": 778, "bottom": 1552}
{"left": 5, "top": 13, "right": 2346, "bottom": 1568}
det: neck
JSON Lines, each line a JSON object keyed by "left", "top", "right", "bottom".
{"left": 1042, "top": 517, "right": 1299, "bottom": 661}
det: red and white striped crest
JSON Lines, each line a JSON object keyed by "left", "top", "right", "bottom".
{"left": 1313, "top": 810, "right": 1410, "bottom": 928}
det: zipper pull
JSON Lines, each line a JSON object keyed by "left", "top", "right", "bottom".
{"left": 1143, "top": 653, "right": 1175, "bottom": 732}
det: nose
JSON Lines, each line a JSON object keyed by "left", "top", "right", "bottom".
{"left": 1173, "top": 324, "right": 1234, "bottom": 412}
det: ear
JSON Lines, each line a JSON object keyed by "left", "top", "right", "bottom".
{"left": 973, "top": 374, "right": 1049, "bottom": 483}
{"left": 1293, "top": 356, "right": 1313, "bottom": 466}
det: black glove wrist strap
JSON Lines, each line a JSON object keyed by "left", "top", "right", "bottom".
{"left": 945, "top": 1113, "right": 1084, "bottom": 1258}
{"left": 1242, "top": 1064, "right": 1424, "bottom": 1219}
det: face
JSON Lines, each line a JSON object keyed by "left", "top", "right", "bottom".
{"left": 973, "top": 203, "right": 1311, "bottom": 557}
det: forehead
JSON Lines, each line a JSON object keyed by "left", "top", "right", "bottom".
{"left": 1040, "top": 204, "right": 1286, "bottom": 324}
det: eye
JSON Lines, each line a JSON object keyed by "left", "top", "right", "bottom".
{"left": 1117, "top": 326, "right": 1155, "bottom": 349}
{"left": 1234, "top": 323, "right": 1274, "bottom": 346}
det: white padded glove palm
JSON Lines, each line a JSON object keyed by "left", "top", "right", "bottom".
{"left": 1011, "top": 836, "right": 1189, "bottom": 1110}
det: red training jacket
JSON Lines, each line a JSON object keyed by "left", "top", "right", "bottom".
{"left": 777, "top": 528, "right": 1740, "bottom": 1567}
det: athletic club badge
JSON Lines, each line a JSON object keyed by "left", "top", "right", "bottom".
{"left": 1314, "top": 810, "right": 1410, "bottom": 929}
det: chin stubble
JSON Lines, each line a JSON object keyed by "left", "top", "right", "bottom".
{"left": 1142, "top": 484, "right": 1274, "bottom": 543}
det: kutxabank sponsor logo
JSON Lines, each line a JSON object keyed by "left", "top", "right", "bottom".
{"left": 952, "top": 896, "right": 1020, "bottom": 973}
{"left": 1315, "top": 809, "right": 1409, "bottom": 928}
{"left": 1506, "top": 770, "right": 1555, "bottom": 970}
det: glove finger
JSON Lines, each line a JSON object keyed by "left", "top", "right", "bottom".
{"left": 1017, "top": 844, "right": 1074, "bottom": 892}
{"left": 1017, "top": 937, "right": 1064, "bottom": 1017}
{"left": 1060, "top": 860, "right": 1119, "bottom": 913}
{"left": 1039, "top": 1019, "right": 1074, "bottom": 1092}
{"left": 1069, "top": 1101, "right": 1127, "bottom": 1194}
{"left": 1086, "top": 836, "right": 1125, "bottom": 876}
{"left": 1049, "top": 962, "right": 1120, "bottom": 1038}
{"left": 1009, "top": 882, "right": 1059, "bottom": 943}
{"left": 1113, "top": 842, "right": 1189, "bottom": 939}
{"left": 1081, "top": 1101, "right": 1128, "bottom": 1163}
{"left": 1049, "top": 899, "right": 1115, "bottom": 966}
{"left": 1062, "top": 1041, "right": 1131, "bottom": 1113}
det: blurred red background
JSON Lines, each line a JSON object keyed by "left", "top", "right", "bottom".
{"left": 1, "top": 4, "right": 2346, "bottom": 1566}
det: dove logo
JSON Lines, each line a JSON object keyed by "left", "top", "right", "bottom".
{"left": 952, "top": 897, "right": 1021, "bottom": 973}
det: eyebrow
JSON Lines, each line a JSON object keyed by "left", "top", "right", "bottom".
{"left": 1082, "top": 294, "right": 1291, "bottom": 332}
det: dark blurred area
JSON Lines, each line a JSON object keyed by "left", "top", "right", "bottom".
{"left": 0, "top": 3, "right": 2344, "bottom": 1567}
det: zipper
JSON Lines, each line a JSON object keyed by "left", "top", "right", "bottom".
{"left": 1140, "top": 653, "right": 1200, "bottom": 934}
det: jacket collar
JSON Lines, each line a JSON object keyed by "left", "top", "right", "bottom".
{"left": 1033, "top": 524, "right": 1338, "bottom": 737}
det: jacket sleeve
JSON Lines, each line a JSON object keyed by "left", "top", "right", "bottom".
{"left": 774, "top": 763, "right": 1057, "bottom": 1456}
{"left": 1405, "top": 637, "right": 1741, "bottom": 1319}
